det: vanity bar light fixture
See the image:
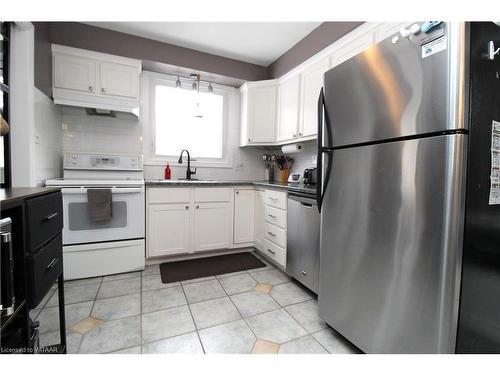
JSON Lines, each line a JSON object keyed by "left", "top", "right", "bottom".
{"left": 170, "top": 73, "right": 214, "bottom": 93}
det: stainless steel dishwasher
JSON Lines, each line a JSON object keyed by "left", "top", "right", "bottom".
{"left": 286, "top": 191, "right": 320, "bottom": 293}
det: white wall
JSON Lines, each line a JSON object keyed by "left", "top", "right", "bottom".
{"left": 10, "top": 23, "right": 36, "bottom": 187}
{"left": 34, "top": 88, "right": 63, "bottom": 185}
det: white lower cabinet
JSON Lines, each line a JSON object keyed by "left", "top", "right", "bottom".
{"left": 147, "top": 187, "right": 230, "bottom": 258}
{"left": 147, "top": 203, "right": 191, "bottom": 257}
{"left": 233, "top": 189, "right": 255, "bottom": 245}
{"left": 263, "top": 238, "right": 286, "bottom": 267}
{"left": 194, "top": 202, "right": 231, "bottom": 252}
{"left": 254, "top": 190, "right": 265, "bottom": 251}
{"left": 147, "top": 186, "right": 287, "bottom": 266}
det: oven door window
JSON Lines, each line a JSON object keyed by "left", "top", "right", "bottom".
{"left": 68, "top": 201, "right": 127, "bottom": 230}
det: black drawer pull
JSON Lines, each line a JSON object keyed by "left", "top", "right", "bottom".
{"left": 267, "top": 231, "right": 277, "bottom": 237}
{"left": 44, "top": 212, "right": 59, "bottom": 221}
{"left": 267, "top": 249, "right": 276, "bottom": 255}
{"left": 46, "top": 258, "right": 59, "bottom": 271}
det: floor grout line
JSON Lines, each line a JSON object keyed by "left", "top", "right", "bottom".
{"left": 180, "top": 280, "right": 206, "bottom": 354}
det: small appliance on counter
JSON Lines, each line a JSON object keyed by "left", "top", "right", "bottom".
{"left": 303, "top": 168, "right": 317, "bottom": 185}
{"left": 288, "top": 173, "right": 302, "bottom": 183}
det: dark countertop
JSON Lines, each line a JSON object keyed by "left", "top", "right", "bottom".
{"left": 0, "top": 187, "right": 61, "bottom": 208}
{"left": 146, "top": 179, "right": 254, "bottom": 187}
{"left": 253, "top": 181, "right": 317, "bottom": 195}
{"left": 145, "top": 179, "right": 316, "bottom": 196}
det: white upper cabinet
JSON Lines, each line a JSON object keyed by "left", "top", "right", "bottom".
{"left": 277, "top": 75, "right": 301, "bottom": 142}
{"left": 240, "top": 80, "right": 278, "bottom": 146}
{"left": 99, "top": 62, "right": 140, "bottom": 99}
{"left": 54, "top": 54, "right": 96, "bottom": 93}
{"left": 299, "top": 57, "right": 330, "bottom": 138}
{"left": 52, "top": 44, "right": 141, "bottom": 115}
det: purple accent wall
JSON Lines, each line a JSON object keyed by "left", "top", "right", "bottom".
{"left": 34, "top": 22, "right": 52, "bottom": 98}
{"left": 33, "top": 22, "right": 269, "bottom": 97}
{"left": 267, "top": 21, "right": 363, "bottom": 78}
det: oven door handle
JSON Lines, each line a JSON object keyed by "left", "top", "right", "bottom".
{"left": 62, "top": 187, "right": 144, "bottom": 194}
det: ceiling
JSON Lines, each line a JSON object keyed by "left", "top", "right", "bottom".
{"left": 84, "top": 22, "right": 322, "bottom": 66}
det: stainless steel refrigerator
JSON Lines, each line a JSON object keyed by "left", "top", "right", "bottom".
{"left": 316, "top": 22, "right": 469, "bottom": 353}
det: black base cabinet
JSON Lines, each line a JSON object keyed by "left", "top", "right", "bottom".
{"left": 0, "top": 188, "right": 66, "bottom": 354}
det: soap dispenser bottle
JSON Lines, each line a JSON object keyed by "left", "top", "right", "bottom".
{"left": 164, "top": 163, "right": 171, "bottom": 180}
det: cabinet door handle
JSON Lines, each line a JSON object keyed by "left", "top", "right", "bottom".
{"left": 268, "top": 197, "right": 278, "bottom": 202}
{"left": 46, "top": 258, "right": 59, "bottom": 271}
{"left": 298, "top": 132, "right": 303, "bottom": 136}
{"left": 101, "top": 87, "right": 106, "bottom": 93}
{"left": 44, "top": 212, "right": 58, "bottom": 221}
{"left": 267, "top": 214, "right": 277, "bottom": 219}
{"left": 267, "top": 231, "right": 276, "bottom": 237}
{"left": 88, "top": 86, "right": 94, "bottom": 92}
{"left": 185, "top": 206, "right": 189, "bottom": 210}
{"left": 293, "top": 134, "right": 297, "bottom": 138}
{"left": 248, "top": 138, "right": 251, "bottom": 142}
{"left": 267, "top": 249, "right": 276, "bottom": 255}
{"left": 236, "top": 191, "right": 239, "bottom": 195}
{"left": 196, "top": 205, "right": 200, "bottom": 209}
{"left": 301, "top": 271, "right": 308, "bottom": 276}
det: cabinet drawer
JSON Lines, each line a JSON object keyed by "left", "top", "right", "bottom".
{"left": 265, "top": 189, "right": 287, "bottom": 210}
{"left": 265, "top": 205, "right": 286, "bottom": 229}
{"left": 26, "top": 191, "right": 63, "bottom": 251}
{"left": 26, "top": 233, "right": 63, "bottom": 309}
{"left": 263, "top": 239, "right": 286, "bottom": 268}
{"left": 194, "top": 188, "right": 230, "bottom": 202}
{"left": 148, "top": 188, "right": 191, "bottom": 204}
{"left": 265, "top": 222, "right": 287, "bottom": 248}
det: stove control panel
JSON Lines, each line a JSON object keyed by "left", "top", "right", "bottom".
{"left": 64, "top": 152, "right": 143, "bottom": 171}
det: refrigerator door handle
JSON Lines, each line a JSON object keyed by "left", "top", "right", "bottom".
{"left": 317, "top": 88, "right": 324, "bottom": 212}
{"left": 317, "top": 87, "right": 334, "bottom": 213}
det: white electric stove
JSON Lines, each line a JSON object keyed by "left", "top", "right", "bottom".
{"left": 46, "top": 152, "right": 145, "bottom": 280}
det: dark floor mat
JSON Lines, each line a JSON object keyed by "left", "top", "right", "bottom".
{"left": 159, "top": 252, "right": 266, "bottom": 283}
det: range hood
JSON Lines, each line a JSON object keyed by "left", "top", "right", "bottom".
{"left": 53, "top": 97, "right": 140, "bottom": 118}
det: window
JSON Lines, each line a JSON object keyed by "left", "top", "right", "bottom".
{"left": 143, "top": 72, "right": 233, "bottom": 168}
{"left": 154, "top": 85, "right": 224, "bottom": 159}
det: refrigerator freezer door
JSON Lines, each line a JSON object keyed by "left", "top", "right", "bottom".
{"left": 323, "top": 24, "right": 465, "bottom": 148}
{"left": 318, "top": 134, "right": 467, "bottom": 353}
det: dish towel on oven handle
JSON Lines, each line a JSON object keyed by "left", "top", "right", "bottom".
{"left": 87, "top": 188, "right": 113, "bottom": 221}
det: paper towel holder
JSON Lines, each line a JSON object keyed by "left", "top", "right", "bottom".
{"left": 281, "top": 143, "right": 303, "bottom": 154}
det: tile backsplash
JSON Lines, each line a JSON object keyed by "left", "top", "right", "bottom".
{"left": 288, "top": 142, "right": 318, "bottom": 176}
{"left": 62, "top": 107, "right": 142, "bottom": 155}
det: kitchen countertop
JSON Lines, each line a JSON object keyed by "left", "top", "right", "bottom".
{"left": 146, "top": 179, "right": 316, "bottom": 196}
{"left": 0, "top": 187, "right": 62, "bottom": 208}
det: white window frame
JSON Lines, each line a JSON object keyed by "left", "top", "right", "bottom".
{"left": 142, "top": 71, "right": 234, "bottom": 168}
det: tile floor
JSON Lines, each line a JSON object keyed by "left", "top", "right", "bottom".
{"left": 31, "top": 252, "right": 360, "bottom": 354}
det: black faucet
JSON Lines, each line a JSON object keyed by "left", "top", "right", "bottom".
{"left": 178, "top": 149, "right": 197, "bottom": 180}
